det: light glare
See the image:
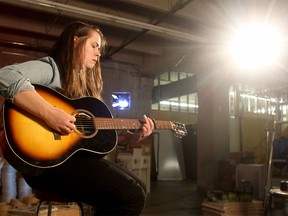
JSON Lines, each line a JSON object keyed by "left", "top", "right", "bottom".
{"left": 229, "top": 22, "right": 284, "bottom": 70}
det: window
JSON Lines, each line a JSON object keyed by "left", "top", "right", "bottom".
{"left": 152, "top": 71, "right": 197, "bottom": 113}
{"left": 229, "top": 84, "right": 280, "bottom": 118}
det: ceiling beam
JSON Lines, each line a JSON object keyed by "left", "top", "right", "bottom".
{"left": 152, "top": 75, "right": 197, "bottom": 103}
{"left": 0, "top": 0, "right": 207, "bottom": 43}
{"left": 105, "top": 0, "right": 195, "bottom": 58}
{"left": 140, "top": 45, "right": 193, "bottom": 77}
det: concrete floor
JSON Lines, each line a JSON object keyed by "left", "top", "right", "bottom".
{"left": 5, "top": 180, "right": 285, "bottom": 215}
{"left": 0, "top": 180, "right": 204, "bottom": 216}
{"left": 142, "top": 180, "right": 204, "bottom": 216}
{"left": 5, "top": 180, "right": 288, "bottom": 216}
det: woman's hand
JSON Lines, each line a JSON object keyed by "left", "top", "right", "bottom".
{"left": 13, "top": 90, "right": 76, "bottom": 135}
{"left": 44, "top": 106, "right": 76, "bottom": 135}
{"left": 136, "top": 115, "right": 154, "bottom": 140}
{"left": 118, "top": 115, "right": 154, "bottom": 145}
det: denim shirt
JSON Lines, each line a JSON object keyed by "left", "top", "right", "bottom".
{"left": 0, "top": 56, "right": 61, "bottom": 102}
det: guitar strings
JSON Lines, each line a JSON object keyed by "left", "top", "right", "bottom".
{"left": 74, "top": 117, "right": 175, "bottom": 130}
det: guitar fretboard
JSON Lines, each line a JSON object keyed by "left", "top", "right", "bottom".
{"left": 93, "top": 118, "right": 172, "bottom": 130}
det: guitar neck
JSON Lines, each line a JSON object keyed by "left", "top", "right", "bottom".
{"left": 94, "top": 118, "right": 172, "bottom": 130}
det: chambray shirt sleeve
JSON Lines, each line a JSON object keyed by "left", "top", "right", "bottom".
{"left": 0, "top": 57, "right": 61, "bottom": 102}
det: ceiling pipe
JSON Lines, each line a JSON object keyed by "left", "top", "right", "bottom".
{"left": 1, "top": 0, "right": 207, "bottom": 43}
{"left": 106, "top": 0, "right": 195, "bottom": 58}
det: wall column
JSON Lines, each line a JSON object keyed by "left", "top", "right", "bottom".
{"left": 197, "top": 67, "right": 230, "bottom": 191}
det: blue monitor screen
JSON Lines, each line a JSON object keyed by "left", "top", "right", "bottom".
{"left": 112, "top": 92, "right": 131, "bottom": 110}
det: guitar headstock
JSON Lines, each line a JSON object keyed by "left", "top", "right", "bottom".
{"left": 171, "top": 121, "right": 187, "bottom": 138}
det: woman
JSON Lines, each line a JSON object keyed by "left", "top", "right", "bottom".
{"left": 0, "top": 21, "right": 154, "bottom": 215}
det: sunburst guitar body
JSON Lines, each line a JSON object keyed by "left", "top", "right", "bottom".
{"left": 2, "top": 85, "right": 187, "bottom": 175}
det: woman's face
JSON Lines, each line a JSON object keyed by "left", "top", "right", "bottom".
{"left": 82, "top": 30, "right": 101, "bottom": 69}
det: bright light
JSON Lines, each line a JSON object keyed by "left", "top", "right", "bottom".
{"left": 112, "top": 92, "right": 131, "bottom": 110}
{"left": 228, "top": 22, "right": 284, "bottom": 70}
{"left": 160, "top": 101, "right": 199, "bottom": 108}
{"left": 240, "top": 93, "right": 270, "bottom": 101}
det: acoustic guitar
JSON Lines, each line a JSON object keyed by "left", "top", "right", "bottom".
{"left": 2, "top": 85, "right": 187, "bottom": 174}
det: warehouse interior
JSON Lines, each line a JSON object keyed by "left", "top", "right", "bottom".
{"left": 1, "top": 0, "right": 288, "bottom": 215}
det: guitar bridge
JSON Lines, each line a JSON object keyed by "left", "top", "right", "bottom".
{"left": 53, "top": 132, "right": 61, "bottom": 140}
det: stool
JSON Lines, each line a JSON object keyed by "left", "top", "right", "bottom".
{"left": 265, "top": 188, "right": 288, "bottom": 215}
{"left": 34, "top": 190, "right": 84, "bottom": 216}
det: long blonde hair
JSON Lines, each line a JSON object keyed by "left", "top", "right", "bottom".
{"left": 49, "top": 21, "right": 107, "bottom": 99}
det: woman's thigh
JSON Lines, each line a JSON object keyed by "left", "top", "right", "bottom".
{"left": 24, "top": 154, "right": 146, "bottom": 214}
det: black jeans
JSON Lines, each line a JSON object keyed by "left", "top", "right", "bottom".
{"left": 23, "top": 152, "right": 146, "bottom": 215}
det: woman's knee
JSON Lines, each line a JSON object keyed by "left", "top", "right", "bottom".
{"left": 126, "top": 182, "right": 146, "bottom": 215}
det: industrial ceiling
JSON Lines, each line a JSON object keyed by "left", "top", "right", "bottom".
{"left": 1, "top": 0, "right": 288, "bottom": 92}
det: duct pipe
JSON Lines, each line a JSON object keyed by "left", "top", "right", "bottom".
{"left": 0, "top": 0, "right": 207, "bottom": 43}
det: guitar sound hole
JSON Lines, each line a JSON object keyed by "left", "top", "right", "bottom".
{"left": 73, "top": 110, "right": 97, "bottom": 138}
